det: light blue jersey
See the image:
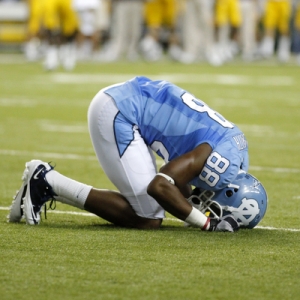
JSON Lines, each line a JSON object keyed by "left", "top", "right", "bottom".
{"left": 105, "top": 76, "right": 248, "bottom": 191}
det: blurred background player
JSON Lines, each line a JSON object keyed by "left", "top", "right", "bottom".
{"left": 99, "top": 0, "right": 144, "bottom": 62}
{"left": 72, "top": 0, "right": 102, "bottom": 60}
{"left": 239, "top": 0, "right": 259, "bottom": 61}
{"left": 140, "top": 0, "right": 185, "bottom": 61}
{"left": 259, "top": 0, "right": 292, "bottom": 62}
{"left": 214, "top": 0, "right": 242, "bottom": 63}
{"left": 24, "top": 0, "right": 45, "bottom": 61}
{"left": 180, "top": 0, "right": 222, "bottom": 65}
{"left": 42, "top": 0, "right": 79, "bottom": 71}
{"left": 294, "top": 0, "right": 300, "bottom": 65}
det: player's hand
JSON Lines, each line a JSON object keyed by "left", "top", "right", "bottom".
{"left": 208, "top": 215, "right": 240, "bottom": 232}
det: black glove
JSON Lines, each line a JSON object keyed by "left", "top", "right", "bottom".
{"left": 207, "top": 214, "right": 240, "bottom": 232}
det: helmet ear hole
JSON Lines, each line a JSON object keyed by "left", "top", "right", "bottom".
{"left": 226, "top": 190, "right": 233, "bottom": 197}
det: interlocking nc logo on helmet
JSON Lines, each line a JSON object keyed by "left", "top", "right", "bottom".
{"left": 225, "top": 198, "right": 260, "bottom": 226}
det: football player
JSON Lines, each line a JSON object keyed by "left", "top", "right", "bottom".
{"left": 259, "top": 0, "right": 292, "bottom": 62}
{"left": 72, "top": 0, "right": 102, "bottom": 60}
{"left": 8, "top": 77, "right": 268, "bottom": 232}
{"left": 214, "top": 0, "right": 243, "bottom": 62}
{"left": 295, "top": 0, "right": 300, "bottom": 65}
{"left": 42, "top": 0, "right": 79, "bottom": 70}
{"left": 180, "top": 0, "right": 221, "bottom": 65}
{"left": 239, "top": 0, "right": 259, "bottom": 61}
{"left": 140, "top": 0, "right": 184, "bottom": 62}
{"left": 24, "top": 0, "right": 45, "bottom": 61}
{"left": 98, "top": 0, "right": 144, "bottom": 62}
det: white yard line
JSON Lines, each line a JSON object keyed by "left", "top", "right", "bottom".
{"left": 1, "top": 206, "right": 299, "bottom": 232}
{"left": 49, "top": 73, "right": 295, "bottom": 86}
{"left": 0, "top": 149, "right": 300, "bottom": 173}
{"left": 0, "top": 149, "right": 96, "bottom": 161}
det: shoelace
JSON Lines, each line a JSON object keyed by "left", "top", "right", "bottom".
{"left": 44, "top": 198, "right": 56, "bottom": 220}
{"left": 42, "top": 161, "right": 57, "bottom": 221}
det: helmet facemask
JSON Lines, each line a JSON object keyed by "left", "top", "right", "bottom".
{"left": 187, "top": 188, "right": 223, "bottom": 220}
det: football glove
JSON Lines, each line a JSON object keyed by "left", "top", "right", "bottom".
{"left": 207, "top": 214, "right": 240, "bottom": 232}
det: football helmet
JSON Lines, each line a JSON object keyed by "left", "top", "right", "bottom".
{"left": 187, "top": 170, "right": 268, "bottom": 229}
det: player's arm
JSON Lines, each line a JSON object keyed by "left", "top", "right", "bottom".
{"left": 147, "top": 143, "right": 239, "bottom": 232}
{"left": 147, "top": 143, "right": 212, "bottom": 223}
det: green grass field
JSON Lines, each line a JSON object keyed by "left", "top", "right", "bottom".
{"left": 0, "top": 54, "right": 300, "bottom": 300}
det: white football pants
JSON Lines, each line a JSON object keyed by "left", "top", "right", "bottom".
{"left": 87, "top": 89, "right": 165, "bottom": 219}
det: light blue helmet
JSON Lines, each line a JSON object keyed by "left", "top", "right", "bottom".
{"left": 188, "top": 170, "right": 268, "bottom": 229}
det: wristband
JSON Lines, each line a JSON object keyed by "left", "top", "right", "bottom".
{"left": 156, "top": 173, "right": 175, "bottom": 185}
{"left": 185, "top": 207, "right": 208, "bottom": 228}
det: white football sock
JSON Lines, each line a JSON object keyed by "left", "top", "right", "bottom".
{"left": 260, "top": 36, "right": 274, "bottom": 57}
{"left": 45, "top": 170, "right": 92, "bottom": 210}
{"left": 277, "top": 36, "right": 290, "bottom": 62}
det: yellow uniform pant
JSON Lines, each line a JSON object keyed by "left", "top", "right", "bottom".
{"left": 27, "top": 0, "right": 45, "bottom": 36}
{"left": 215, "top": 0, "right": 242, "bottom": 27}
{"left": 42, "top": 0, "right": 78, "bottom": 36}
{"left": 144, "top": 0, "right": 177, "bottom": 28}
{"left": 263, "top": 0, "right": 292, "bottom": 34}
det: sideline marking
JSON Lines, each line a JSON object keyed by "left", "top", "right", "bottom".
{"left": 1, "top": 206, "right": 299, "bottom": 232}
